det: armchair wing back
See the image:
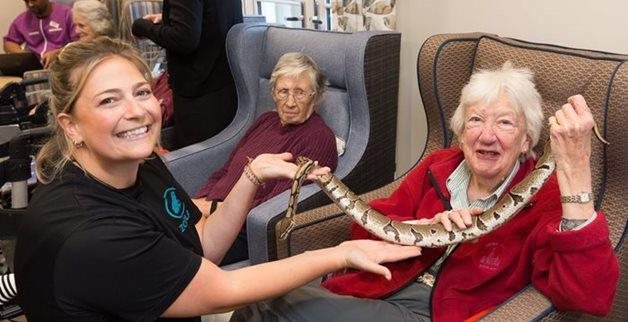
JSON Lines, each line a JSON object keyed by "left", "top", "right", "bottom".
{"left": 165, "top": 24, "right": 401, "bottom": 264}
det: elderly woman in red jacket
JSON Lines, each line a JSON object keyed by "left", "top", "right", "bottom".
{"left": 231, "top": 62, "right": 619, "bottom": 322}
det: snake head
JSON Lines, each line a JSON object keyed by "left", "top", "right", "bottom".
{"left": 296, "top": 156, "right": 312, "bottom": 165}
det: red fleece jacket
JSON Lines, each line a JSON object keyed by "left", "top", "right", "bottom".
{"left": 322, "top": 148, "right": 618, "bottom": 321}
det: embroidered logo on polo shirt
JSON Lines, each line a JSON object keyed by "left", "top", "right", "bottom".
{"left": 48, "top": 20, "right": 62, "bottom": 32}
{"left": 163, "top": 187, "right": 190, "bottom": 232}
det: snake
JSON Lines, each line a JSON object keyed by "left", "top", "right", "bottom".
{"left": 277, "top": 124, "right": 609, "bottom": 247}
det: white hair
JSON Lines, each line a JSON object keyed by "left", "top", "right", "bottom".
{"left": 269, "top": 52, "right": 327, "bottom": 103}
{"left": 72, "top": 0, "right": 115, "bottom": 38}
{"left": 450, "top": 61, "right": 544, "bottom": 158}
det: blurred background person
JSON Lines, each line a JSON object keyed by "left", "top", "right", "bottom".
{"left": 3, "top": 0, "right": 78, "bottom": 67}
{"left": 71, "top": 0, "right": 115, "bottom": 40}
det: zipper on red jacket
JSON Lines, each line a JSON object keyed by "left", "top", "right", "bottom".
{"left": 376, "top": 255, "right": 442, "bottom": 300}
{"left": 428, "top": 170, "right": 452, "bottom": 210}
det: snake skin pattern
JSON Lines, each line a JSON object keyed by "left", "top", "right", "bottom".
{"left": 279, "top": 123, "right": 608, "bottom": 247}
{"left": 281, "top": 142, "right": 553, "bottom": 247}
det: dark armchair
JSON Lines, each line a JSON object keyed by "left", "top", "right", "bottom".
{"left": 164, "top": 24, "right": 401, "bottom": 264}
{"left": 277, "top": 33, "right": 627, "bottom": 320}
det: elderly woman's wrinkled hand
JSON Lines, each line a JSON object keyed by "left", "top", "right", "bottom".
{"left": 404, "top": 207, "right": 484, "bottom": 232}
{"left": 248, "top": 153, "right": 330, "bottom": 183}
{"left": 548, "top": 94, "right": 594, "bottom": 172}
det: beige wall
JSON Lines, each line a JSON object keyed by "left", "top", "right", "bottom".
{"left": 395, "top": 0, "right": 628, "bottom": 175}
{"left": 0, "top": 1, "right": 26, "bottom": 50}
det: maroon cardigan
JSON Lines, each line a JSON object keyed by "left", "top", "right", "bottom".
{"left": 322, "top": 147, "right": 618, "bottom": 321}
{"left": 195, "top": 111, "right": 338, "bottom": 207}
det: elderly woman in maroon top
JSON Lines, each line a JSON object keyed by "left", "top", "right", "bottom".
{"left": 192, "top": 52, "right": 338, "bottom": 265}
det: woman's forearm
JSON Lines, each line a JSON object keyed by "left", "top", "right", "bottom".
{"left": 214, "top": 247, "right": 345, "bottom": 311}
{"left": 3, "top": 41, "right": 23, "bottom": 54}
{"left": 200, "top": 174, "right": 257, "bottom": 262}
{"left": 555, "top": 158, "right": 595, "bottom": 221}
{"left": 164, "top": 246, "right": 344, "bottom": 316}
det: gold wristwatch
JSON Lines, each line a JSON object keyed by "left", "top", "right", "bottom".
{"left": 560, "top": 192, "right": 593, "bottom": 204}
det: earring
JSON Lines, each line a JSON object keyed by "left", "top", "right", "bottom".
{"left": 73, "top": 140, "right": 85, "bottom": 148}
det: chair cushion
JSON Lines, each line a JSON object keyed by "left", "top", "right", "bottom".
{"left": 259, "top": 28, "right": 352, "bottom": 89}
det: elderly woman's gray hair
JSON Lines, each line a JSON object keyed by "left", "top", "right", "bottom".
{"left": 269, "top": 52, "right": 327, "bottom": 103}
{"left": 72, "top": 0, "right": 115, "bottom": 38}
{"left": 450, "top": 61, "right": 544, "bottom": 158}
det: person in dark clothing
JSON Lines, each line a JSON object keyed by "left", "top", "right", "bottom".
{"left": 131, "top": 0, "right": 242, "bottom": 148}
{"left": 13, "top": 37, "right": 422, "bottom": 321}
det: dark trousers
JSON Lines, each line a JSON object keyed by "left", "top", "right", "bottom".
{"left": 172, "top": 83, "right": 237, "bottom": 148}
{"left": 230, "top": 281, "right": 432, "bottom": 322}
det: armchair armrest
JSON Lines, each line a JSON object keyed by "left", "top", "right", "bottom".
{"left": 479, "top": 286, "right": 553, "bottom": 321}
{"left": 481, "top": 239, "right": 627, "bottom": 321}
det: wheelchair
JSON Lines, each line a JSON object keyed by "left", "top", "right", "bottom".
{"left": 0, "top": 76, "right": 53, "bottom": 319}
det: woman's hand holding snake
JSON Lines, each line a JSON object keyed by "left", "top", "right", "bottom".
{"left": 549, "top": 94, "right": 595, "bottom": 179}
{"left": 248, "top": 153, "right": 330, "bottom": 183}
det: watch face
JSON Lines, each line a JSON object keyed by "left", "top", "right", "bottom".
{"left": 579, "top": 192, "right": 592, "bottom": 202}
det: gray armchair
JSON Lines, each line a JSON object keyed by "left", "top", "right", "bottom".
{"left": 164, "top": 24, "right": 401, "bottom": 264}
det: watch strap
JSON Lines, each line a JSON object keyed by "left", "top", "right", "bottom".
{"left": 560, "top": 192, "right": 593, "bottom": 204}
